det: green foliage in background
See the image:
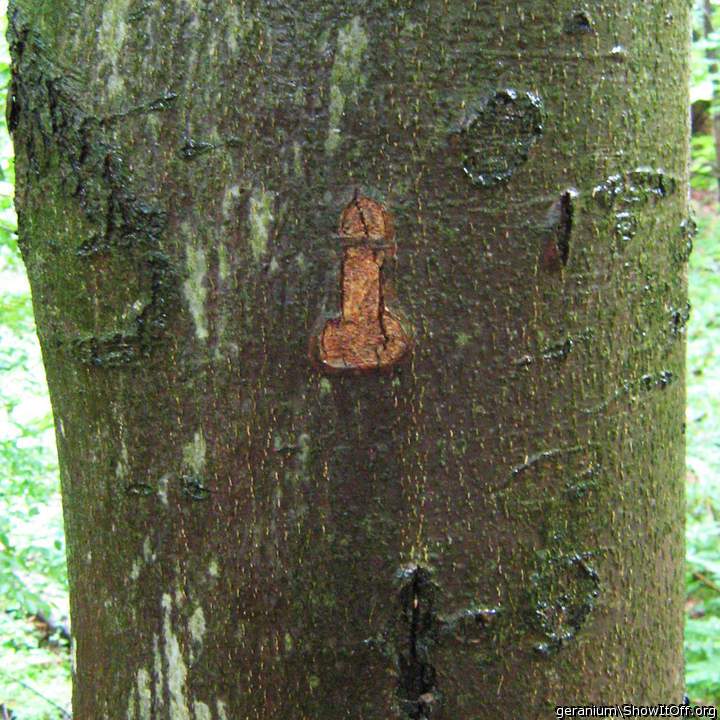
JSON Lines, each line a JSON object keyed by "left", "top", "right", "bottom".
{"left": 693, "top": 0, "right": 720, "bottom": 191}
{"left": 686, "top": 3, "right": 720, "bottom": 707}
{"left": 0, "top": 1, "right": 71, "bottom": 716}
{"left": 685, "top": 203, "right": 720, "bottom": 705}
{"left": 0, "top": 0, "right": 718, "bottom": 716}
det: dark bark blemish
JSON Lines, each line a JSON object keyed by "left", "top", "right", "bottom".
{"left": 614, "top": 210, "right": 638, "bottom": 246}
{"left": 128, "top": 0, "right": 152, "bottom": 23}
{"left": 513, "top": 335, "right": 591, "bottom": 371}
{"left": 456, "top": 89, "right": 544, "bottom": 188}
{"left": 580, "top": 365, "right": 678, "bottom": 415}
{"left": 530, "top": 551, "right": 600, "bottom": 657}
{"left": 72, "top": 249, "right": 174, "bottom": 367}
{"left": 513, "top": 353, "right": 534, "bottom": 367}
{"left": 592, "top": 168, "right": 678, "bottom": 209}
{"left": 669, "top": 303, "right": 691, "bottom": 337}
{"left": 368, "top": 569, "right": 500, "bottom": 713}
{"left": 180, "top": 137, "right": 217, "bottom": 160}
{"left": 437, "top": 606, "right": 501, "bottom": 644}
{"left": 564, "top": 464, "right": 600, "bottom": 501}
{"left": 542, "top": 189, "right": 576, "bottom": 271}
{"left": 564, "top": 10, "right": 595, "bottom": 35}
{"left": 179, "top": 135, "right": 242, "bottom": 160}
{"left": 496, "top": 444, "right": 592, "bottom": 493}
{"left": 126, "top": 482, "right": 155, "bottom": 497}
{"left": 181, "top": 473, "right": 211, "bottom": 501}
{"left": 542, "top": 336, "right": 574, "bottom": 361}
{"left": 396, "top": 565, "right": 440, "bottom": 719}
{"left": 511, "top": 445, "right": 586, "bottom": 477}
{"left": 640, "top": 369, "right": 675, "bottom": 391}
{"left": 675, "top": 217, "right": 696, "bottom": 263}
{"left": 101, "top": 92, "right": 178, "bottom": 125}
{"left": 540, "top": 328, "right": 593, "bottom": 362}
{"left": 592, "top": 169, "right": 677, "bottom": 253}
{"left": 610, "top": 45, "right": 628, "bottom": 62}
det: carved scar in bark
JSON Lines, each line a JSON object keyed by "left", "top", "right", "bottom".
{"left": 311, "top": 194, "right": 413, "bottom": 373}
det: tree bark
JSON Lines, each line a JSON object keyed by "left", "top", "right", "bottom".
{"left": 8, "top": 0, "right": 691, "bottom": 718}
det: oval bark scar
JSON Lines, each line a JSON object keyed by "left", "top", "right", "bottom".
{"left": 458, "top": 89, "right": 544, "bottom": 187}
{"left": 311, "top": 194, "right": 412, "bottom": 373}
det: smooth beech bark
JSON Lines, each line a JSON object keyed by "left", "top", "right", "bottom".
{"left": 8, "top": 0, "right": 691, "bottom": 717}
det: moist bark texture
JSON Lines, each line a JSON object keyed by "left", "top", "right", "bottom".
{"left": 8, "top": 0, "right": 690, "bottom": 718}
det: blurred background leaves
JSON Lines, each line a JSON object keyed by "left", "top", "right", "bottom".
{"left": 0, "top": 0, "right": 70, "bottom": 716}
{"left": 686, "top": 0, "right": 720, "bottom": 705}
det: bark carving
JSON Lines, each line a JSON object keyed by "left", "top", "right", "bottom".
{"left": 312, "top": 194, "right": 412, "bottom": 373}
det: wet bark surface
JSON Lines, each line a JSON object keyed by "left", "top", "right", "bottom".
{"left": 8, "top": 0, "right": 690, "bottom": 718}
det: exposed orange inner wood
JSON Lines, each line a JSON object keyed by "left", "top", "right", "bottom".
{"left": 316, "top": 195, "right": 411, "bottom": 372}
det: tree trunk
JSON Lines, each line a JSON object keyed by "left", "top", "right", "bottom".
{"left": 8, "top": 0, "right": 691, "bottom": 717}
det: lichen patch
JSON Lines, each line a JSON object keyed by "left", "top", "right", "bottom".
{"left": 130, "top": 558, "right": 142, "bottom": 581}
{"left": 158, "top": 474, "right": 170, "bottom": 506}
{"left": 162, "top": 594, "right": 191, "bottom": 720}
{"left": 182, "top": 242, "right": 209, "bottom": 341}
{"left": 225, "top": 4, "right": 255, "bottom": 53}
{"left": 188, "top": 605, "right": 206, "bottom": 661}
{"left": 183, "top": 430, "right": 206, "bottom": 475}
{"left": 136, "top": 668, "right": 152, "bottom": 718}
{"left": 208, "top": 558, "right": 220, "bottom": 578}
{"left": 193, "top": 701, "right": 212, "bottom": 720}
{"left": 325, "top": 17, "right": 369, "bottom": 154}
{"left": 126, "top": 685, "right": 137, "bottom": 720}
{"left": 143, "top": 536, "right": 155, "bottom": 563}
{"left": 217, "top": 700, "right": 229, "bottom": 720}
{"left": 248, "top": 188, "right": 275, "bottom": 262}
{"left": 98, "top": 0, "right": 131, "bottom": 99}
{"left": 153, "top": 634, "right": 164, "bottom": 710}
{"left": 222, "top": 184, "right": 243, "bottom": 220}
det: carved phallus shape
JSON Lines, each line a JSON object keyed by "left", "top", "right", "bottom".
{"left": 311, "top": 194, "right": 412, "bottom": 374}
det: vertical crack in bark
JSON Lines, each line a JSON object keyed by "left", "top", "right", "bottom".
{"left": 397, "top": 566, "right": 440, "bottom": 719}
{"left": 352, "top": 188, "right": 372, "bottom": 239}
{"left": 376, "top": 248, "right": 393, "bottom": 362}
{"left": 542, "top": 189, "right": 576, "bottom": 271}
{"left": 556, "top": 190, "right": 574, "bottom": 267}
